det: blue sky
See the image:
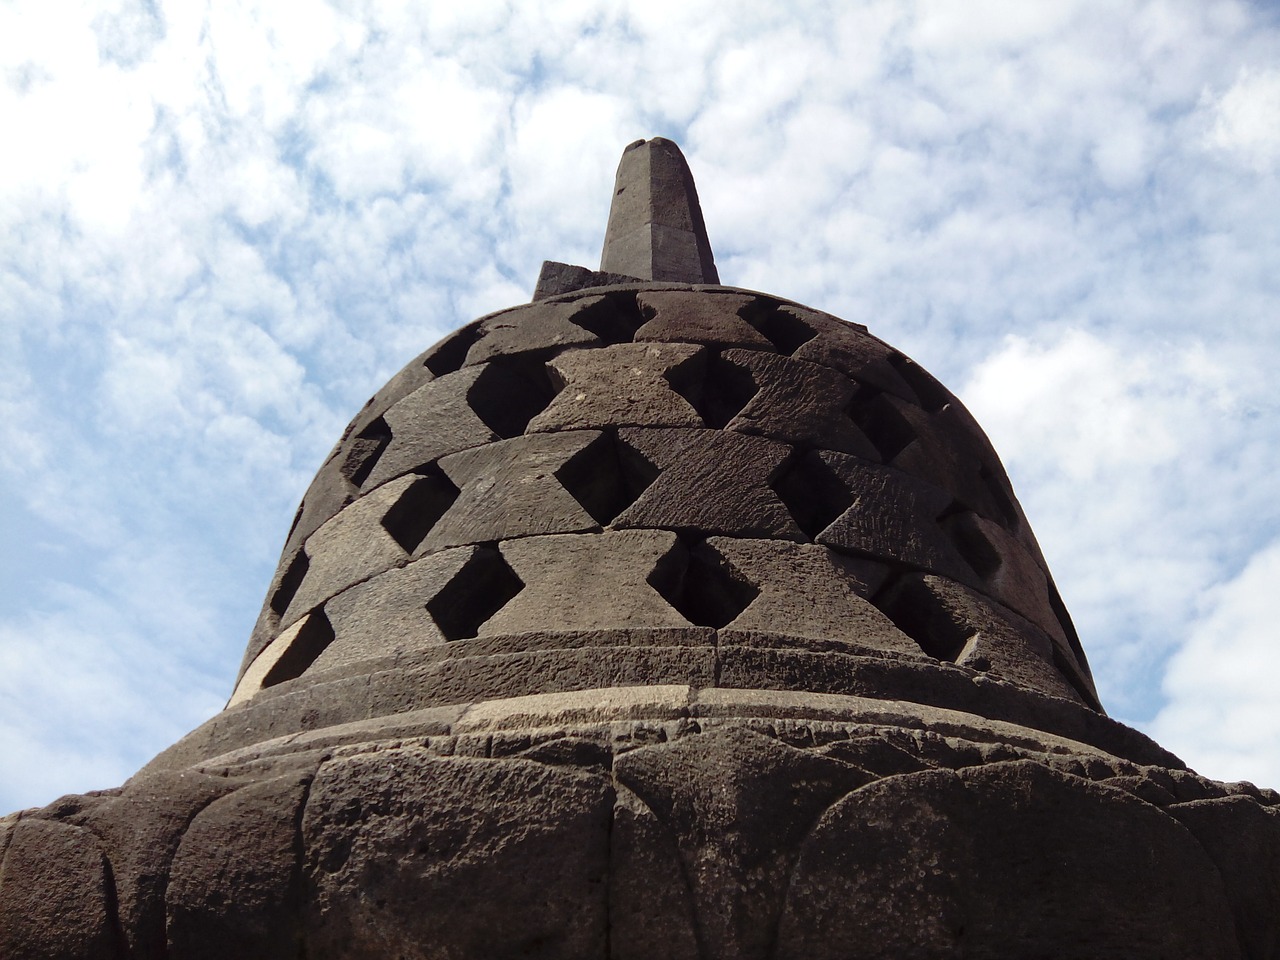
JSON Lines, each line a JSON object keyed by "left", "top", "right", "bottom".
{"left": 4, "top": 0, "right": 1280, "bottom": 812}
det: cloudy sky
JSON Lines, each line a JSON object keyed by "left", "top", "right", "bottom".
{"left": 3, "top": 0, "right": 1280, "bottom": 812}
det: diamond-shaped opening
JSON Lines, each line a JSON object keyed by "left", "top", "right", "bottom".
{"left": 647, "top": 539, "right": 759, "bottom": 629}
{"left": 424, "top": 323, "right": 484, "bottom": 377}
{"left": 1050, "top": 643, "right": 1104, "bottom": 712}
{"left": 261, "top": 609, "right": 335, "bottom": 687}
{"left": 555, "top": 431, "right": 659, "bottom": 526}
{"left": 466, "top": 355, "right": 561, "bottom": 439}
{"left": 773, "top": 452, "right": 854, "bottom": 540}
{"left": 340, "top": 417, "right": 392, "bottom": 487}
{"left": 426, "top": 545, "right": 525, "bottom": 641}
{"left": 380, "top": 465, "right": 460, "bottom": 553}
{"left": 980, "top": 464, "right": 1020, "bottom": 531}
{"left": 270, "top": 550, "right": 309, "bottom": 617}
{"left": 874, "top": 574, "right": 973, "bottom": 662}
{"left": 1047, "top": 578, "right": 1092, "bottom": 680}
{"left": 942, "top": 511, "right": 1003, "bottom": 580}
{"left": 570, "top": 292, "right": 646, "bottom": 345}
{"left": 669, "top": 352, "right": 758, "bottom": 429}
{"left": 888, "top": 354, "right": 951, "bottom": 413}
{"left": 849, "top": 393, "right": 916, "bottom": 463}
{"left": 741, "top": 300, "right": 817, "bottom": 355}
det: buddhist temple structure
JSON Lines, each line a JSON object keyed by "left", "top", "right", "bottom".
{"left": 3, "top": 139, "right": 1279, "bottom": 959}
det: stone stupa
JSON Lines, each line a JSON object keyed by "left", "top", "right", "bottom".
{"left": 3, "top": 139, "right": 1279, "bottom": 960}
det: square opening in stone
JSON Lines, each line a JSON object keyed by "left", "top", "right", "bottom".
{"left": 648, "top": 538, "right": 759, "bottom": 629}
{"left": 426, "top": 546, "right": 525, "bottom": 641}
{"left": 555, "top": 431, "right": 660, "bottom": 526}
{"left": 773, "top": 452, "right": 855, "bottom": 540}
{"left": 467, "top": 355, "right": 561, "bottom": 439}
{"left": 380, "top": 466, "right": 461, "bottom": 554}
{"left": 261, "top": 610, "right": 336, "bottom": 688}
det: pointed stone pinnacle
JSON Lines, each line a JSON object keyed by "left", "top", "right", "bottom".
{"left": 600, "top": 138, "right": 720, "bottom": 284}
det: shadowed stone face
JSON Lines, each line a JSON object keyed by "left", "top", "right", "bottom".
{"left": 3, "top": 139, "right": 1278, "bottom": 960}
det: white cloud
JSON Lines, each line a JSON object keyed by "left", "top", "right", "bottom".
{"left": 0, "top": 565, "right": 229, "bottom": 811}
{"left": 1205, "top": 66, "right": 1280, "bottom": 171}
{"left": 960, "top": 327, "right": 1278, "bottom": 722}
{"left": 1152, "top": 539, "right": 1280, "bottom": 785}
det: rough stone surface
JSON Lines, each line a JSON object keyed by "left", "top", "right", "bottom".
{"left": 533, "top": 261, "right": 642, "bottom": 300}
{"left": 0, "top": 818, "right": 117, "bottom": 960}
{"left": 788, "top": 306, "right": 919, "bottom": 401}
{"left": 314, "top": 547, "right": 476, "bottom": 670}
{"left": 775, "top": 761, "right": 1240, "bottom": 959}
{"left": 706, "top": 537, "right": 922, "bottom": 655}
{"left": 302, "top": 748, "right": 612, "bottom": 959}
{"left": 814, "top": 451, "right": 977, "bottom": 580}
{"left": 425, "top": 431, "right": 603, "bottom": 548}
{"left": 617, "top": 727, "right": 870, "bottom": 960}
{"left": 635, "top": 290, "right": 773, "bottom": 348}
{"left": 486, "top": 530, "right": 691, "bottom": 633}
{"left": 614, "top": 428, "right": 802, "bottom": 539}
{"left": 600, "top": 138, "right": 719, "bottom": 283}
{"left": 528, "top": 341, "right": 705, "bottom": 431}
{"left": 360, "top": 366, "right": 499, "bottom": 489}
{"left": 283, "top": 474, "right": 419, "bottom": 626}
{"left": 463, "top": 298, "right": 602, "bottom": 365}
{"left": 167, "top": 771, "right": 313, "bottom": 959}
{"left": 231, "top": 612, "right": 321, "bottom": 706}
{"left": 950, "top": 511, "right": 1077, "bottom": 652}
{"left": 57, "top": 770, "right": 238, "bottom": 960}
{"left": 879, "top": 572, "right": 1093, "bottom": 705}
{"left": 864, "top": 391, "right": 1015, "bottom": 525}
{"left": 610, "top": 786, "right": 702, "bottom": 960}
{"left": 1170, "top": 797, "right": 1280, "bottom": 960}
{"left": 721, "top": 348, "right": 880, "bottom": 458}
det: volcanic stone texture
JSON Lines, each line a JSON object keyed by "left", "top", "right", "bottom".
{"left": 11, "top": 284, "right": 1269, "bottom": 959}
{"left": 6, "top": 709, "right": 1278, "bottom": 959}
{"left": 600, "top": 138, "right": 720, "bottom": 284}
{"left": 233, "top": 285, "right": 1097, "bottom": 715}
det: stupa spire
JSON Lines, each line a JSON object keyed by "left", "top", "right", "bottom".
{"left": 599, "top": 137, "right": 719, "bottom": 283}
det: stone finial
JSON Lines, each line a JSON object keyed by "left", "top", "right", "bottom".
{"left": 599, "top": 138, "right": 720, "bottom": 284}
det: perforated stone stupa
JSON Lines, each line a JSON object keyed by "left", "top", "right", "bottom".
{"left": 4, "top": 138, "right": 1279, "bottom": 959}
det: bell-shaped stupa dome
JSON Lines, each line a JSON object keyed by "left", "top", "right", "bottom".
{"left": 3, "top": 139, "right": 1277, "bottom": 960}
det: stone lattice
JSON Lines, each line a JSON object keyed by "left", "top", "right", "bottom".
{"left": 3, "top": 139, "right": 1278, "bottom": 960}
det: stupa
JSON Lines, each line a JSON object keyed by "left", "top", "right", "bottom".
{"left": 3, "top": 139, "right": 1279, "bottom": 959}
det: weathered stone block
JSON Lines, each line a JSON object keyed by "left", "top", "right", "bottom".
{"left": 878, "top": 572, "right": 1090, "bottom": 705}
{"left": 283, "top": 474, "right": 420, "bottom": 626}
{"left": 302, "top": 749, "right": 612, "bottom": 959}
{"left": 316, "top": 547, "right": 480, "bottom": 669}
{"left": 360, "top": 366, "right": 498, "bottom": 489}
{"left": 775, "top": 761, "right": 1240, "bottom": 959}
{"left": 463, "top": 298, "right": 604, "bottom": 365}
{"left": 788, "top": 307, "right": 919, "bottom": 401}
{"left": 0, "top": 819, "right": 117, "bottom": 960}
{"left": 614, "top": 428, "right": 802, "bottom": 539}
{"left": 485, "top": 531, "right": 692, "bottom": 634}
{"left": 722, "top": 349, "right": 879, "bottom": 458}
{"left": 527, "top": 342, "right": 705, "bottom": 432}
{"left": 167, "top": 771, "right": 314, "bottom": 959}
{"left": 614, "top": 727, "right": 869, "bottom": 959}
{"left": 426, "top": 432, "right": 604, "bottom": 549}
{"left": 635, "top": 290, "right": 773, "bottom": 349}
{"left": 1171, "top": 796, "right": 1280, "bottom": 960}
{"left": 810, "top": 451, "right": 976, "bottom": 580}
{"left": 705, "top": 537, "right": 921, "bottom": 655}
{"left": 609, "top": 786, "right": 701, "bottom": 960}
{"left": 57, "top": 770, "right": 239, "bottom": 960}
